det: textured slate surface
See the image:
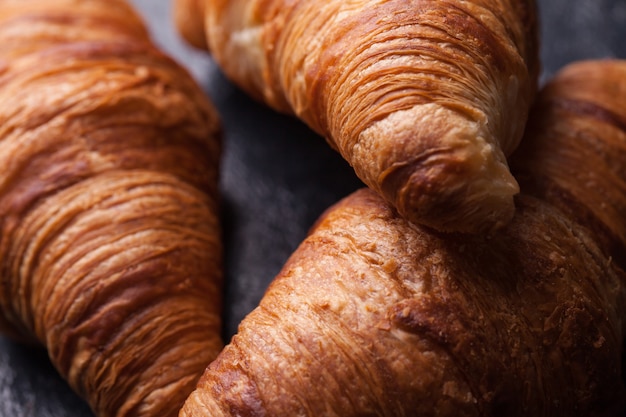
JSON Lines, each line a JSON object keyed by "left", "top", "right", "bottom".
{"left": 1, "top": 0, "right": 625, "bottom": 416}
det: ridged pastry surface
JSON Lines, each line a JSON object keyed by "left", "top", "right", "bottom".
{"left": 0, "top": 1, "right": 223, "bottom": 416}
{"left": 177, "top": 0, "right": 540, "bottom": 233}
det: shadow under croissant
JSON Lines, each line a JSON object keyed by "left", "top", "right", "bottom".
{"left": 0, "top": 337, "right": 93, "bottom": 415}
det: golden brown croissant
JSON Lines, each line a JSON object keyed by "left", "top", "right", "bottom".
{"left": 0, "top": 1, "right": 223, "bottom": 416}
{"left": 174, "top": 0, "right": 540, "bottom": 234}
{"left": 180, "top": 59, "right": 626, "bottom": 416}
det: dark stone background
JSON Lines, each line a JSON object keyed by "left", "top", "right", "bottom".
{"left": 0, "top": 0, "right": 625, "bottom": 415}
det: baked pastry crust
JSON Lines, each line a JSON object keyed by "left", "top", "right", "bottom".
{"left": 176, "top": 0, "right": 540, "bottom": 233}
{"left": 0, "top": 1, "right": 223, "bottom": 416}
{"left": 180, "top": 60, "right": 626, "bottom": 416}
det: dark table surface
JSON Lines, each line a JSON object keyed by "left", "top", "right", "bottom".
{"left": 1, "top": 0, "right": 625, "bottom": 415}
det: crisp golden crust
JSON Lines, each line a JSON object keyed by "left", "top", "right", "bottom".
{"left": 180, "top": 61, "right": 626, "bottom": 416}
{"left": 177, "top": 0, "right": 540, "bottom": 233}
{"left": 183, "top": 189, "right": 625, "bottom": 416}
{"left": 0, "top": 1, "right": 223, "bottom": 416}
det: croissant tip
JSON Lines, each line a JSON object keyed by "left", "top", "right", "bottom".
{"left": 173, "top": 0, "right": 209, "bottom": 51}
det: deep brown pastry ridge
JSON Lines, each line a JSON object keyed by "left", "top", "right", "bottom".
{"left": 0, "top": 1, "right": 223, "bottom": 416}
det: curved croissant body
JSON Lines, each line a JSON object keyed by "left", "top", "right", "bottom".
{"left": 175, "top": 0, "right": 540, "bottom": 234}
{"left": 0, "top": 1, "right": 223, "bottom": 416}
{"left": 180, "top": 60, "right": 626, "bottom": 416}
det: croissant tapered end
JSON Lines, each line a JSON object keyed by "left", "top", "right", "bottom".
{"left": 180, "top": 60, "right": 626, "bottom": 417}
{"left": 174, "top": 0, "right": 540, "bottom": 234}
{"left": 174, "top": 0, "right": 209, "bottom": 51}
{"left": 368, "top": 104, "right": 521, "bottom": 234}
{"left": 0, "top": 1, "right": 223, "bottom": 416}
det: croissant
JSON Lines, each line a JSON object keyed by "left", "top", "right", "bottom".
{"left": 180, "top": 59, "right": 626, "bottom": 416}
{"left": 0, "top": 1, "right": 223, "bottom": 416}
{"left": 174, "top": 0, "right": 540, "bottom": 234}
